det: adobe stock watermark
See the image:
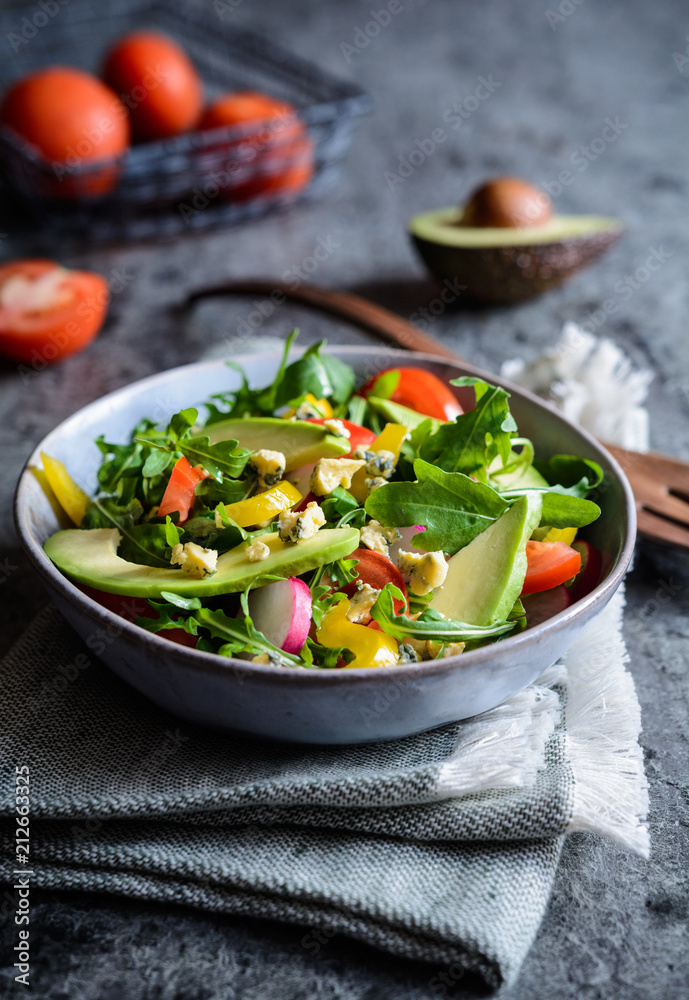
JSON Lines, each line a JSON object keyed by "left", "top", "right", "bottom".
{"left": 222, "top": 233, "right": 342, "bottom": 346}
{"left": 577, "top": 245, "right": 673, "bottom": 336}
{"left": 672, "top": 35, "right": 689, "bottom": 73}
{"left": 537, "top": 117, "right": 629, "bottom": 202}
{"left": 384, "top": 74, "right": 501, "bottom": 191}
{"left": 213, "top": 0, "right": 243, "bottom": 19}
{"left": 6, "top": 0, "right": 69, "bottom": 54}
{"left": 545, "top": 0, "right": 587, "bottom": 30}
{"left": 339, "top": 0, "right": 409, "bottom": 63}
{"left": 16, "top": 263, "right": 136, "bottom": 384}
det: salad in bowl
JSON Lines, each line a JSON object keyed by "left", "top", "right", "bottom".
{"left": 16, "top": 340, "right": 634, "bottom": 742}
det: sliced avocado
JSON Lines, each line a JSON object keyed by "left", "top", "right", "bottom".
{"left": 430, "top": 493, "right": 543, "bottom": 625}
{"left": 366, "top": 396, "right": 445, "bottom": 433}
{"left": 44, "top": 526, "right": 360, "bottom": 598}
{"left": 489, "top": 451, "right": 550, "bottom": 490}
{"left": 206, "top": 417, "right": 349, "bottom": 470}
{"left": 409, "top": 206, "right": 623, "bottom": 303}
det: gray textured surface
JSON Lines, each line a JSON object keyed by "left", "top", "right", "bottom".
{"left": 1, "top": 0, "right": 688, "bottom": 996}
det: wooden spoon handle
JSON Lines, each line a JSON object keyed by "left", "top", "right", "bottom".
{"left": 186, "top": 279, "right": 461, "bottom": 361}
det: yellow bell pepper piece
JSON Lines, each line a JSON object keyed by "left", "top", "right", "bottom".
{"left": 223, "top": 480, "right": 302, "bottom": 527}
{"left": 349, "top": 422, "right": 408, "bottom": 503}
{"left": 40, "top": 452, "right": 89, "bottom": 526}
{"left": 370, "top": 422, "right": 408, "bottom": 462}
{"left": 541, "top": 526, "right": 578, "bottom": 546}
{"left": 283, "top": 394, "right": 334, "bottom": 420}
{"left": 317, "top": 598, "right": 398, "bottom": 668}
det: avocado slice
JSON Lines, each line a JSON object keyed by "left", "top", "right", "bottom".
{"left": 366, "top": 396, "right": 445, "bottom": 433}
{"left": 430, "top": 493, "right": 543, "bottom": 625}
{"left": 44, "top": 526, "right": 360, "bottom": 598}
{"left": 409, "top": 206, "right": 623, "bottom": 303}
{"left": 206, "top": 418, "right": 349, "bottom": 470}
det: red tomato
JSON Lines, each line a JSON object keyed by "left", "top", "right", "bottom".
{"left": 102, "top": 32, "right": 203, "bottom": 141}
{"left": 521, "top": 540, "right": 582, "bottom": 596}
{"left": 0, "top": 260, "right": 108, "bottom": 364}
{"left": 0, "top": 68, "right": 129, "bottom": 196}
{"left": 359, "top": 367, "right": 463, "bottom": 422}
{"left": 306, "top": 418, "right": 377, "bottom": 456}
{"left": 78, "top": 586, "right": 198, "bottom": 648}
{"left": 342, "top": 548, "right": 408, "bottom": 615}
{"left": 158, "top": 456, "right": 206, "bottom": 523}
{"left": 198, "top": 91, "right": 314, "bottom": 199}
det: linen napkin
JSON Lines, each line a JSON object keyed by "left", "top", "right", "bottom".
{"left": 0, "top": 588, "right": 648, "bottom": 990}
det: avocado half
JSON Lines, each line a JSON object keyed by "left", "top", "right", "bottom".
{"left": 410, "top": 207, "right": 623, "bottom": 303}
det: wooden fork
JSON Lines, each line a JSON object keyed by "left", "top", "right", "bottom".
{"left": 186, "top": 280, "right": 689, "bottom": 551}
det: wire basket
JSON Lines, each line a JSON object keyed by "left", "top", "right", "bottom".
{"left": 0, "top": 0, "right": 371, "bottom": 242}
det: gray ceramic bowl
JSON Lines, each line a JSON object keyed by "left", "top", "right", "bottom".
{"left": 15, "top": 347, "right": 636, "bottom": 744}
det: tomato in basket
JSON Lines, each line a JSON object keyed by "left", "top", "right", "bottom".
{"left": 0, "top": 68, "right": 130, "bottom": 197}
{"left": 102, "top": 31, "right": 204, "bottom": 141}
{"left": 198, "top": 91, "right": 314, "bottom": 200}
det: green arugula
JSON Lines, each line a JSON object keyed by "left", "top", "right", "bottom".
{"left": 419, "top": 377, "right": 518, "bottom": 480}
{"left": 365, "top": 459, "right": 509, "bottom": 554}
{"left": 204, "top": 332, "right": 356, "bottom": 422}
{"left": 370, "top": 585, "right": 515, "bottom": 644}
{"left": 533, "top": 454, "right": 604, "bottom": 497}
{"left": 498, "top": 489, "right": 601, "bottom": 528}
{"left": 136, "top": 407, "right": 249, "bottom": 483}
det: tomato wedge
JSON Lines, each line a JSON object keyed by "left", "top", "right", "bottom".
{"left": 78, "top": 586, "right": 197, "bottom": 648}
{"left": 0, "top": 259, "right": 108, "bottom": 364}
{"left": 158, "top": 456, "right": 206, "bottom": 523}
{"left": 359, "top": 367, "right": 463, "bottom": 421}
{"left": 521, "top": 540, "right": 582, "bottom": 596}
{"left": 306, "top": 417, "right": 376, "bottom": 456}
{"left": 342, "top": 548, "right": 407, "bottom": 615}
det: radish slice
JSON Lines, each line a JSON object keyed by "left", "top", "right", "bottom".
{"left": 521, "top": 586, "right": 571, "bottom": 629}
{"left": 248, "top": 577, "right": 312, "bottom": 654}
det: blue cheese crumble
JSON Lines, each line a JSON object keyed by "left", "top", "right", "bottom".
{"left": 396, "top": 549, "right": 448, "bottom": 596}
{"left": 309, "top": 457, "right": 365, "bottom": 496}
{"left": 250, "top": 449, "right": 286, "bottom": 489}
{"left": 277, "top": 501, "right": 326, "bottom": 543}
{"left": 360, "top": 520, "right": 400, "bottom": 557}
{"left": 170, "top": 541, "right": 218, "bottom": 579}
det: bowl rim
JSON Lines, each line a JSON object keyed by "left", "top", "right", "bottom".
{"left": 14, "top": 345, "right": 637, "bottom": 687}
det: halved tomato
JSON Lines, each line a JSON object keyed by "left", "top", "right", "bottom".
{"left": 521, "top": 540, "right": 582, "bottom": 596}
{"left": 342, "top": 547, "right": 407, "bottom": 615}
{"left": 359, "top": 367, "right": 463, "bottom": 421}
{"left": 78, "top": 586, "right": 198, "bottom": 648}
{"left": 0, "top": 260, "right": 108, "bottom": 364}
{"left": 158, "top": 455, "right": 206, "bottom": 523}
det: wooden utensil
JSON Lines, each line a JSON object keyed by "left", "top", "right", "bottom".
{"left": 186, "top": 279, "right": 689, "bottom": 550}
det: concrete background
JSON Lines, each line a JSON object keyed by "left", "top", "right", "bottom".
{"left": 0, "top": 0, "right": 687, "bottom": 996}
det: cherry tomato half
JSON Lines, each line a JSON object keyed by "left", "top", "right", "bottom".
{"left": 359, "top": 367, "right": 463, "bottom": 421}
{"left": 521, "top": 540, "right": 582, "bottom": 596}
{"left": 78, "top": 586, "right": 198, "bottom": 648}
{"left": 102, "top": 31, "right": 204, "bottom": 141}
{"left": 342, "top": 548, "right": 408, "bottom": 614}
{"left": 0, "top": 260, "right": 109, "bottom": 364}
{"left": 158, "top": 455, "right": 206, "bottom": 523}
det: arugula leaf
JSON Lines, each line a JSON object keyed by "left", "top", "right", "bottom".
{"left": 497, "top": 488, "right": 601, "bottom": 528}
{"left": 136, "top": 598, "right": 200, "bottom": 636}
{"left": 533, "top": 454, "right": 604, "bottom": 497}
{"left": 164, "top": 516, "right": 182, "bottom": 548}
{"left": 177, "top": 435, "right": 249, "bottom": 481}
{"left": 273, "top": 340, "right": 356, "bottom": 409}
{"left": 194, "top": 606, "right": 302, "bottom": 666}
{"left": 420, "top": 377, "right": 517, "bottom": 479}
{"left": 320, "top": 487, "right": 359, "bottom": 523}
{"left": 303, "top": 636, "right": 354, "bottom": 669}
{"left": 365, "top": 459, "right": 508, "bottom": 554}
{"left": 82, "top": 497, "right": 171, "bottom": 568}
{"left": 194, "top": 477, "right": 248, "bottom": 506}
{"left": 370, "top": 585, "right": 515, "bottom": 644}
